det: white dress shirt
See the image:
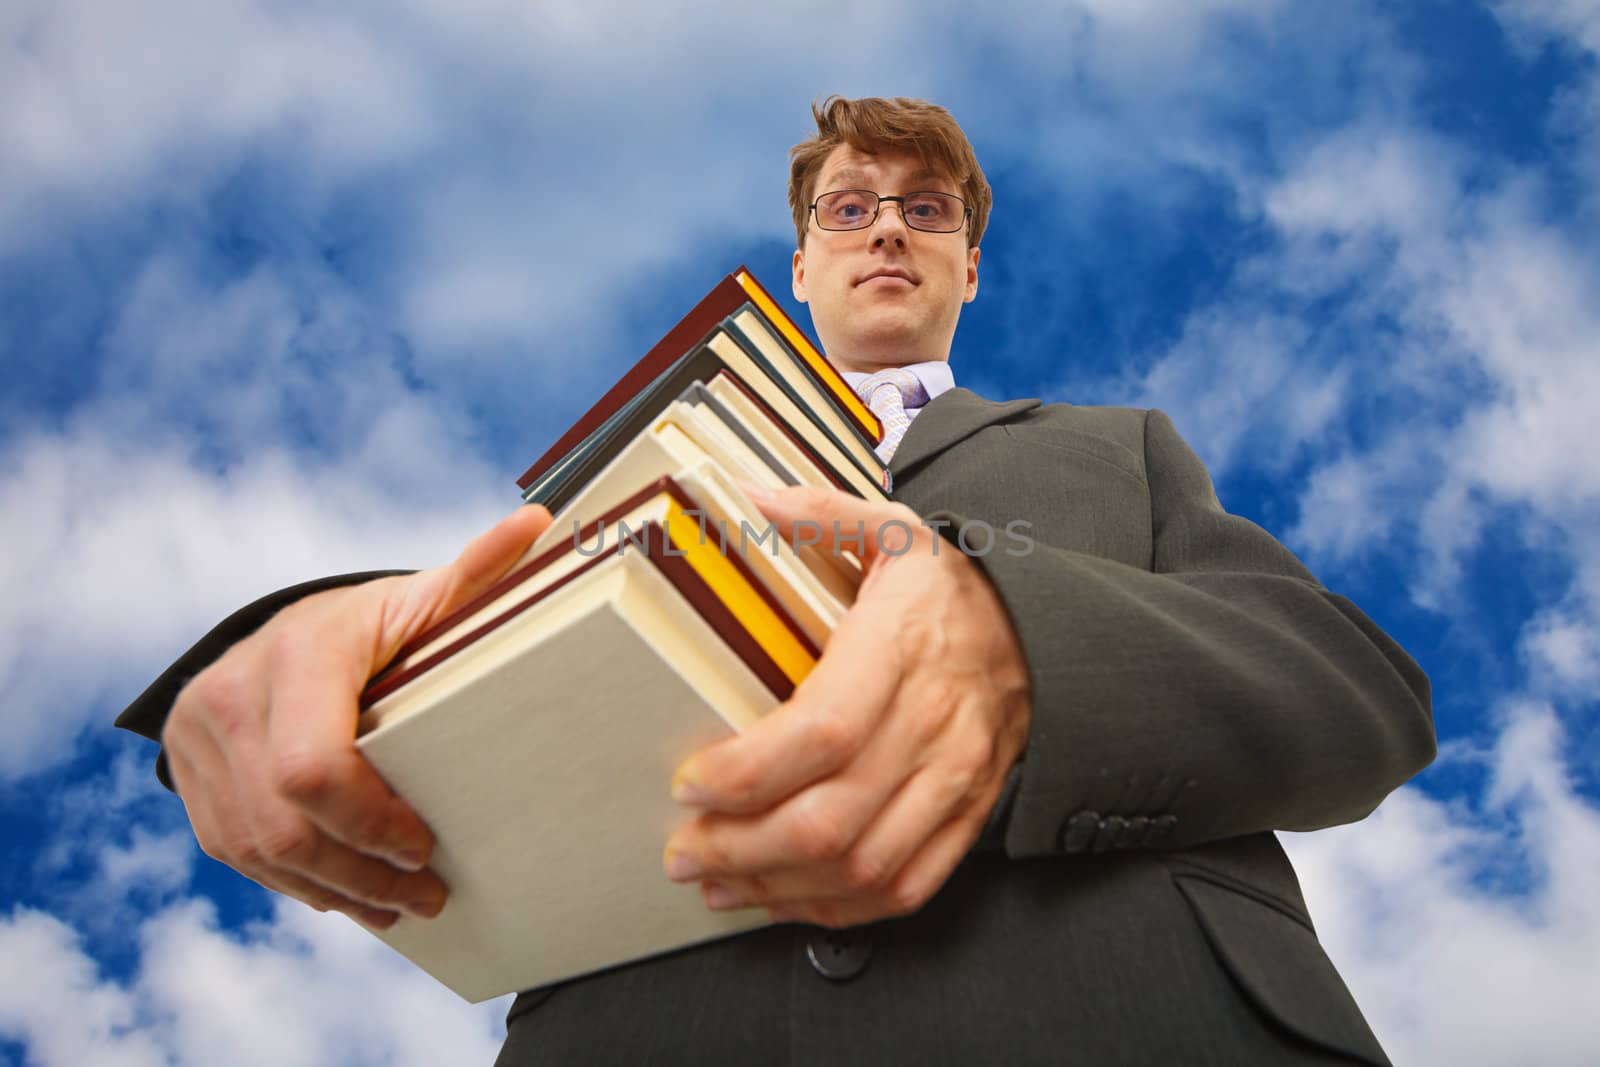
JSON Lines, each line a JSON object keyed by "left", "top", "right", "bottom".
{"left": 841, "top": 360, "right": 956, "bottom": 421}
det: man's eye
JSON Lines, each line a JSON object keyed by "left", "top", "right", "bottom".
{"left": 821, "top": 192, "right": 875, "bottom": 225}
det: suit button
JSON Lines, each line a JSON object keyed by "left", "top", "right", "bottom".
{"left": 1059, "top": 811, "right": 1100, "bottom": 854}
{"left": 807, "top": 929, "right": 872, "bottom": 982}
{"left": 1090, "top": 816, "right": 1125, "bottom": 853}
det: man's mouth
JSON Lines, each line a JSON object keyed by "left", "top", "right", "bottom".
{"left": 857, "top": 268, "right": 917, "bottom": 287}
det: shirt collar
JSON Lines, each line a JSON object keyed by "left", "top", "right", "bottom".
{"left": 841, "top": 361, "right": 957, "bottom": 408}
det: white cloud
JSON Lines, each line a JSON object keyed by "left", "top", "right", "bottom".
{"left": 1490, "top": 0, "right": 1600, "bottom": 228}
{"left": 1088, "top": 114, "right": 1600, "bottom": 631}
{"left": 0, "top": 0, "right": 437, "bottom": 253}
{"left": 5, "top": 703, "right": 1596, "bottom": 1067}
{"left": 0, "top": 422, "right": 509, "bottom": 780}
{"left": 0, "top": 0, "right": 1384, "bottom": 407}
{"left": 1008, "top": 56, "right": 1600, "bottom": 1065}
{"left": 31, "top": 748, "right": 181, "bottom": 864}
{"left": 1523, "top": 609, "right": 1600, "bottom": 690}
{"left": 1091, "top": 309, "right": 1354, "bottom": 477}
{"left": 1289, "top": 449, "right": 1408, "bottom": 562}
{"left": 2, "top": 0, "right": 1405, "bottom": 782}
{"left": 1491, "top": 0, "right": 1600, "bottom": 54}
{"left": 0, "top": 897, "right": 508, "bottom": 1067}
{"left": 0, "top": 909, "right": 168, "bottom": 1067}
{"left": 1286, "top": 703, "right": 1600, "bottom": 1067}
{"left": 1307, "top": 156, "right": 1600, "bottom": 608}
{"left": 3, "top": 3, "right": 1598, "bottom": 1064}
{"left": 0, "top": 228, "right": 525, "bottom": 780}
{"left": 18, "top": 749, "right": 195, "bottom": 948}
{"left": 95, "top": 829, "right": 194, "bottom": 898}
{"left": 1519, "top": 547, "right": 1600, "bottom": 704}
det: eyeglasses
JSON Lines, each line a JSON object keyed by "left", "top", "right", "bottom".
{"left": 809, "top": 189, "right": 971, "bottom": 234}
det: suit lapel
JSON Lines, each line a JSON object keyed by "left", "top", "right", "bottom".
{"left": 889, "top": 387, "right": 1041, "bottom": 478}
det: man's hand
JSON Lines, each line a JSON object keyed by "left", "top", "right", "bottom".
{"left": 662, "top": 485, "right": 1032, "bottom": 929}
{"left": 163, "top": 505, "right": 552, "bottom": 930}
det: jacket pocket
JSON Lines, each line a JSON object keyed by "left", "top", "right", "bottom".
{"left": 1174, "top": 872, "right": 1392, "bottom": 1066}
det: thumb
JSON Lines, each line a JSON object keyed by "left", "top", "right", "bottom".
{"left": 370, "top": 504, "right": 553, "bottom": 664}
{"left": 437, "top": 503, "right": 554, "bottom": 612}
{"left": 740, "top": 483, "right": 922, "bottom": 570}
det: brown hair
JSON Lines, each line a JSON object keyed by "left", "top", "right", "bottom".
{"left": 788, "top": 95, "right": 992, "bottom": 250}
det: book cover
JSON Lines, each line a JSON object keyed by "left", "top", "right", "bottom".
{"left": 355, "top": 536, "right": 779, "bottom": 1002}
{"left": 516, "top": 268, "right": 880, "bottom": 492}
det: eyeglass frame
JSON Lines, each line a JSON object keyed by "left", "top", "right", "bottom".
{"left": 807, "top": 189, "right": 973, "bottom": 234}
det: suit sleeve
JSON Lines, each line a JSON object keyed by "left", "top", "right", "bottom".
{"left": 935, "top": 409, "right": 1435, "bottom": 858}
{"left": 113, "top": 570, "right": 414, "bottom": 790}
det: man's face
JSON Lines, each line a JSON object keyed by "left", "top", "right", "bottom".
{"left": 792, "top": 145, "right": 979, "bottom": 374}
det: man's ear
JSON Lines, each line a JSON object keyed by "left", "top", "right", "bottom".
{"left": 964, "top": 245, "right": 980, "bottom": 303}
{"left": 792, "top": 247, "right": 808, "bottom": 303}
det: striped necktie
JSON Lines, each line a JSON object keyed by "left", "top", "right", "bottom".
{"left": 855, "top": 368, "right": 930, "bottom": 464}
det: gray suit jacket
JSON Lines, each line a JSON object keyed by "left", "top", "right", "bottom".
{"left": 116, "top": 389, "right": 1434, "bottom": 1066}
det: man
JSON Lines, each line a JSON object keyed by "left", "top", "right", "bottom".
{"left": 118, "top": 96, "right": 1434, "bottom": 1064}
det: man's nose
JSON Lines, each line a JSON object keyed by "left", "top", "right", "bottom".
{"left": 871, "top": 200, "right": 910, "bottom": 245}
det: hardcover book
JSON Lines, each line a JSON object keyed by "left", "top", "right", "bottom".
{"left": 355, "top": 269, "right": 873, "bottom": 1001}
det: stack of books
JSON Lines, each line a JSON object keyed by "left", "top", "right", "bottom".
{"left": 352, "top": 268, "right": 889, "bottom": 1002}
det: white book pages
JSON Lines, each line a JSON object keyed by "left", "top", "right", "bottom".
{"left": 356, "top": 550, "right": 775, "bottom": 1002}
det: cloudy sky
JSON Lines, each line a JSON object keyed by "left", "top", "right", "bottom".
{"left": 2, "top": 0, "right": 1597, "bottom": 1063}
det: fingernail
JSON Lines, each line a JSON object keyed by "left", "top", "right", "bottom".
{"left": 664, "top": 849, "right": 702, "bottom": 882}
{"left": 702, "top": 882, "right": 743, "bottom": 910}
{"left": 671, "top": 764, "right": 711, "bottom": 807}
{"left": 738, "top": 481, "right": 776, "bottom": 505}
{"left": 392, "top": 850, "right": 427, "bottom": 872}
{"left": 404, "top": 894, "right": 445, "bottom": 920}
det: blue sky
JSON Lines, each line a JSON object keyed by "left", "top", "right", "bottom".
{"left": 2, "top": 1, "right": 1598, "bottom": 1063}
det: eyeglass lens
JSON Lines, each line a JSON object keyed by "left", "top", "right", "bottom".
{"left": 815, "top": 191, "right": 965, "bottom": 232}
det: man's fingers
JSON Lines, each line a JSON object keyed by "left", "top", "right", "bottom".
{"left": 804, "top": 761, "right": 987, "bottom": 906}
{"left": 672, "top": 594, "right": 905, "bottom": 814}
{"left": 668, "top": 660, "right": 980, "bottom": 878}
{"left": 162, "top": 510, "right": 558, "bottom": 933}
{"left": 309, "top": 507, "right": 550, "bottom": 862}
{"left": 257, "top": 612, "right": 438, "bottom": 868}
{"left": 744, "top": 484, "right": 922, "bottom": 570}
{"left": 241, "top": 802, "right": 449, "bottom": 918}
{"left": 685, "top": 752, "right": 983, "bottom": 909}
{"left": 769, "top": 810, "right": 985, "bottom": 930}
{"left": 177, "top": 736, "right": 432, "bottom": 924}
{"left": 669, "top": 485, "right": 943, "bottom": 818}
{"left": 189, "top": 729, "right": 446, "bottom": 918}
{"left": 668, "top": 703, "right": 916, "bottom": 879}
{"left": 264, "top": 733, "right": 436, "bottom": 874}
{"left": 255, "top": 867, "right": 403, "bottom": 931}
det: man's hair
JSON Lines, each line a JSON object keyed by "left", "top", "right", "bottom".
{"left": 788, "top": 95, "right": 992, "bottom": 250}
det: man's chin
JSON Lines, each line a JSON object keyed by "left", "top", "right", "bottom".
{"left": 817, "top": 303, "right": 945, "bottom": 365}
{"left": 846, "top": 302, "right": 919, "bottom": 335}
{"left": 839, "top": 331, "right": 929, "bottom": 369}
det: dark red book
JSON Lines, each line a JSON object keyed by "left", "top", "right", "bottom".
{"left": 515, "top": 267, "right": 881, "bottom": 492}
{"left": 363, "top": 476, "right": 819, "bottom": 709}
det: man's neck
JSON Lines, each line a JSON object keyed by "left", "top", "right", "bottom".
{"left": 831, "top": 353, "right": 950, "bottom": 375}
